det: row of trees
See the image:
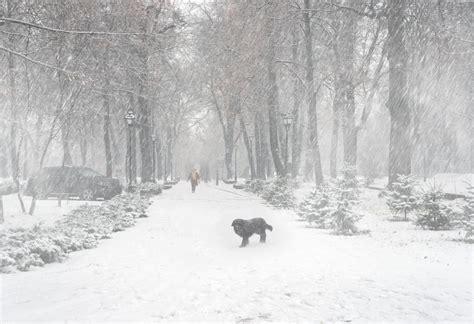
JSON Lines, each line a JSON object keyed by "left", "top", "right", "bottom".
{"left": 0, "top": 2, "right": 198, "bottom": 187}
{"left": 0, "top": 1, "right": 213, "bottom": 214}
{"left": 194, "top": 0, "right": 472, "bottom": 185}
{"left": 0, "top": 0, "right": 472, "bottom": 202}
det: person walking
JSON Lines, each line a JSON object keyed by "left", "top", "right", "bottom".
{"left": 188, "top": 168, "right": 200, "bottom": 193}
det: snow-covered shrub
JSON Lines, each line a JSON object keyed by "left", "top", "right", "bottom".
{"left": 460, "top": 185, "right": 474, "bottom": 242}
{"left": 297, "top": 185, "right": 334, "bottom": 228}
{"left": 385, "top": 174, "right": 420, "bottom": 221}
{"left": 0, "top": 192, "right": 152, "bottom": 273}
{"left": 330, "top": 171, "right": 363, "bottom": 235}
{"left": 26, "top": 235, "right": 65, "bottom": 264}
{"left": 416, "top": 187, "right": 454, "bottom": 230}
{"left": 0, "top": 252, "right": 17, "bottom": 273}
{"left": 0, "top": 225, "right": 65, "bottom": 272}
{"left": 334, "top": 165, "right": 360, "bottom": 202}
{"left": 298, "top": 167, "right": 363, "bottom": 235}
{"left": 330, "top": 195, "right": 362, "bottom": 235}
{"left": 244, "top": 179, "right": 268, "bottom": 195}
{"left": 261, "top": 176, "right": 296, "bottom": 209}
{"left": 135, "top": 182, "right": 162, "bottom": 196}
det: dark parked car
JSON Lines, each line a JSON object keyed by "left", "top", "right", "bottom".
{"left": 25, "top": 166, "right": 122, "bottom": 201}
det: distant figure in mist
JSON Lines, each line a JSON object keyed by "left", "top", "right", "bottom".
{"left": 188, "top": 168, "right": 200, "bottom": 193}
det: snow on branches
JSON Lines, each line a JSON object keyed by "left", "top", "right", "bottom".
{"left": 384, "top": 174, "right": 420, "bottom": 221}
{"left": 297, "top": 166, "right": 363, "bottom": 235}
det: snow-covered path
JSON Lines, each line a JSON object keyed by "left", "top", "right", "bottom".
{"left": 2, "top": 183, "right": 472, "bottom": 322}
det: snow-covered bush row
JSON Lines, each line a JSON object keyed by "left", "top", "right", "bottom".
{"left": 0, "top": 193, "right": 152, "bottom": 273}
{"left": 297, "top": 166, "right": 362, "bottom": 235}
{"left": 244, "top": 179, "right": 268, "bottom": 195}
{"left": 134, "top": 182, "right": 163, "bottom": 196}
{"left": 261, "top": 177, "right": 296, "bottom": 209}
{"left": 246, "top": 177, "right": 296, "bottom": 209}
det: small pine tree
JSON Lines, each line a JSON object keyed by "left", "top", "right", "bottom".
{"left": 245, "top": 179, "right": 267, "bottom": 195}
{"left": 416, "top": 186, "right": 453, "bottom": 230}
{"left": 334, "top": 165, "right": 360, "bottom": 203}
{"left": 329, "top": 166, "right": 363, "bottom": 235}
{"left": 331, "top": 167, "right": 362, "bottom": 235}
{"left": 297, "top": 185, "right": 334, "bottom": 228}
{"left": 330, "top": 194, "right": 362, "bottom": 235}
{"left": 461, "top": 185, "right": 474, "bottom": 242}
{"left": 385, "top": 174, "right": 419, "bottom": 221}
{"left": 261, "top": 176, "right": 296, "bottom": 209}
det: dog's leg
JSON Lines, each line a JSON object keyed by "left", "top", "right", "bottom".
{"left": 259, "top": 232, "right": 266, "bottom": 243}
{"left": 240, "top": 236, "right": 249, "bottom": 247}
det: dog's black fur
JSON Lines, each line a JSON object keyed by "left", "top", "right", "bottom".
{"left": 231, "top": 218, "right": 273, "bottom": 247}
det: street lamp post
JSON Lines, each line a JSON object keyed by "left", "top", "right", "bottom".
{"left": 151, "top": 134, "right": 156, "bottom": 182}
{"left": 163, "top": 144, "right": 168, "bottom": 183}
{"left": 282, "top": 113, "right": 293, "bottom": 176}
{"left": 124, "top": 109, "right": 136, "bottom": 189}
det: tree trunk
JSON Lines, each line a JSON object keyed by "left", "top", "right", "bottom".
{"left": 156, "top": 134, "right": 163, "bottom": 179}
{"left": 387, "top": 0, "right": 411, "bottom": 185}
{"left": 7, "top": 19, "right": 26, "bottom": 213}
{"left": 330, "top": 96, "right": 341, "bottom": 178}
{"left": 0, "top": 196, "right": 4, "bottom": 223}
{"left": 138, "top": 49, "right": 153, "bottom": 183}
{"left": 254, "top": 113, "right": 265, "bottom": 179}
{"left": 103, "top": 47, "right": 113, "bottom": 177}
{"left": 338, "top": 7, "right": 357, "bottom": 167}
{"left": 58, "top": 70, "right": 73, "bottom": 167}
{"left": 224, "top": 113, "right": 236, "bottom": 179}
{"left": 265, "top": 1, "right": 284, "bottom": 176}
{"left": 80, "top": 134, "right": 87, "bottom": 167}
{"left": 23, "top": 140, "right": 28, "bottom": 180}
{"left": 103, "top": 96, "right": 112, "bottom": 177}
{"left": 303, "top": 0, "right": 324, "bottom": 185}
{"left": 166, "top": 126, "right": 173, "bottom": 181}
{"left": 239, "top": 114, "right": 256, "bottom": 180}
{"left": 291, "top": 29, "right": 303, "bottom": 179}
{"left": 57, "top": 69, "right": 73, "bottom": 166}
{"left": 138, "top": 80, "right": 153, "bottom": 183}
{"left": 33, "top": 112, "right": 43, "bottom": 171}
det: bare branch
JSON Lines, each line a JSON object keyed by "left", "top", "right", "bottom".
{"left": 0, "top": 45, "right": 73, "bottom": 74}
{"left": 0, "top": 17, "right": 172, "bottom": 36}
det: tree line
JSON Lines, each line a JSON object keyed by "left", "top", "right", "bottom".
{"left": 0, "top": 0, "right": 472, "bottom": 202}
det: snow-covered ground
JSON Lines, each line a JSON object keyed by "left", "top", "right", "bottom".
{"left": 1, "top": 194, "right": 102, "bottom": 229}
{"left": 371, "top": 173, "right": 474, "bottom": 196}
{"left": 1, "top": 183, "right": 472, "bottom": 322}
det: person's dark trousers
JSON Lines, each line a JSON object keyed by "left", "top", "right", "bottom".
{"left": 191, "top": 182, "right": 196, "bottom": 193}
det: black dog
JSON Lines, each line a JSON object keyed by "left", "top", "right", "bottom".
{"left": 231, "top": 218, "right": 273, "bottom": 247}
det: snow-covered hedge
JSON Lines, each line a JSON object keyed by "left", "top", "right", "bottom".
{"left": 261, "top": 177, "right": 296, "bottom": 209}
{"left": 134, "top": 182, "right": 163, "bottom": 196}
{"left": 244, "top": 179, "right": 268, "bottom": 195}
{"left": 0, "top": 193, "right": 152, "bottom": 273}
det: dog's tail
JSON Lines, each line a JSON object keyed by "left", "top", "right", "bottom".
{"left": 266, "top": 224, "right": 273, "bottom": 231}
